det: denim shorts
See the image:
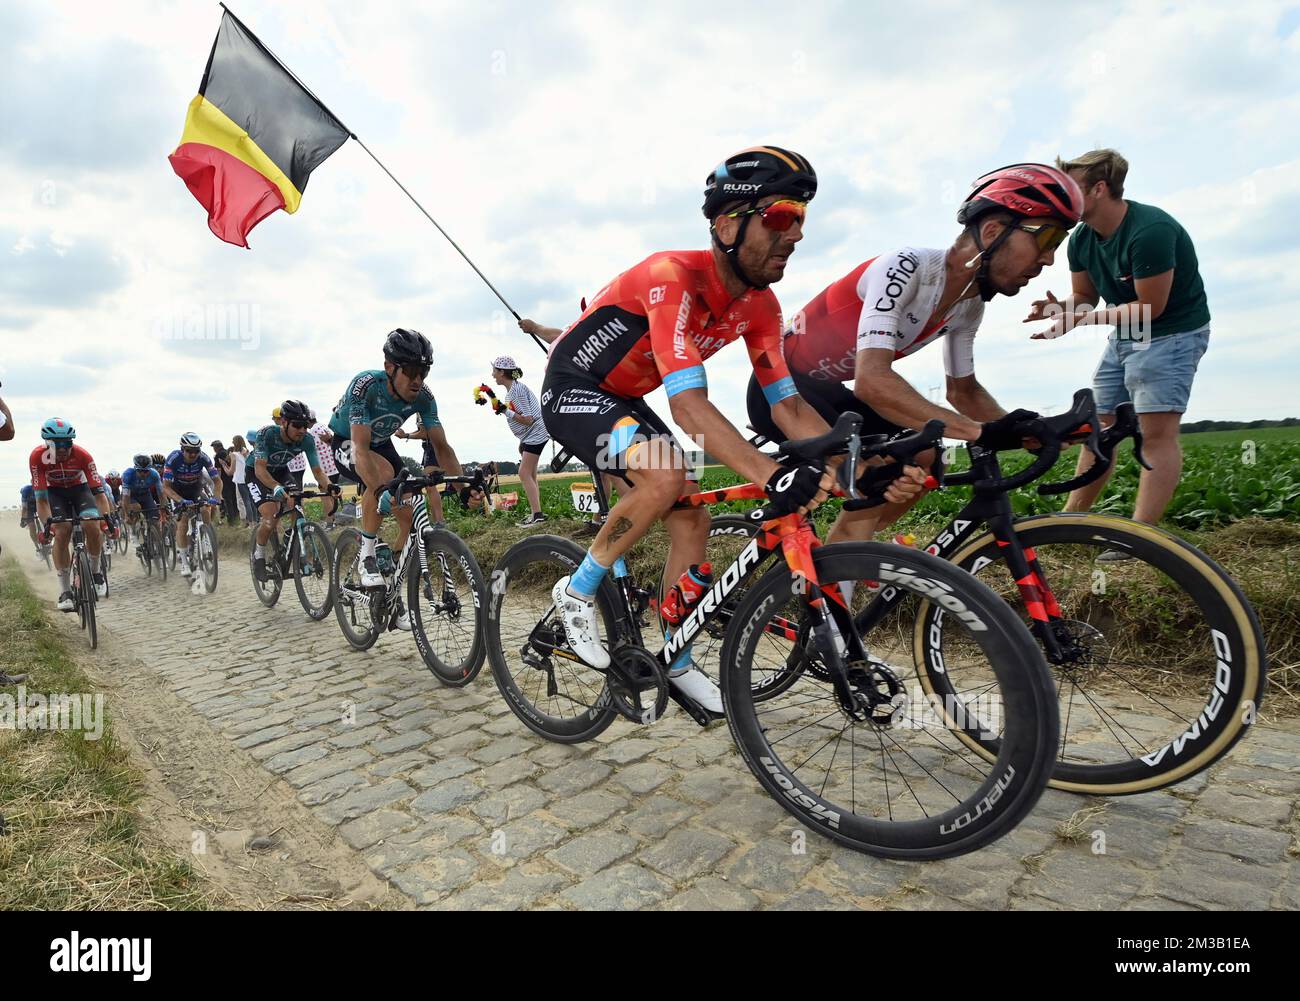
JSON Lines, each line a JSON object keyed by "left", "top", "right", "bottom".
{"left": 1093, "top": 325, "right": 1210, "bottom": 414}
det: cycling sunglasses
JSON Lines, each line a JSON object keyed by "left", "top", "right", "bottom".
{"left": 288, "top": 420, "right": 313, "bottom": 430}
{"left": 182, "top": 446, "right": 200, "bottom": 455}
{"left": 49, "top": 438, "right": 73, "bottom": 449}
{"left": 1016, "top": 221, "right": 1070, "bottom": 253}
{"left": 398, "top": 362, "right": 431, "bottom": 381}
{"left": 723, "top": 199, "right": 807, "bottom": 232}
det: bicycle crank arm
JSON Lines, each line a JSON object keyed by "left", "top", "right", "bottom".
{"left": 668, "top": 687, "right": 724, "bottom": 727}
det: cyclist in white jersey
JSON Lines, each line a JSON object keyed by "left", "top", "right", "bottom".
{"left": 748, "top": 162, "right": 1084, "bottom": 541}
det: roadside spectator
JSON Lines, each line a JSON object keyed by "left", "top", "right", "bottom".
{"left": 0, "top": 384, "right": 13, "bottom": 442}
{"left": 212, "top": 440, "right": 239, "bottom": 525}
{"left": 1027, "top": 148, "right": 1211, "bottom": 541}
{"left": 490, "top": 355, "right": 549, "bottom": 526}
{"left": 232, "top": 432, "right": 256, "bottom": 525}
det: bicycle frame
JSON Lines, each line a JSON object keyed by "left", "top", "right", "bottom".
{"left": 854, "top": 446, "right": 1070, "bottom": 663}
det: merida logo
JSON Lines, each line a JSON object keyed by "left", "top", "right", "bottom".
{"left": 49, "top": 932, "right": 152, "bottom": 981}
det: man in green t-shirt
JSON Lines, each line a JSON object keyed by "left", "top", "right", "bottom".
{"left": 1025, "top": 148, "right": 1210, "bottom": 536}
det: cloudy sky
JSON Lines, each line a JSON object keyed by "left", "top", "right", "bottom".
{"left": 3, "top": 0, "right": 1299, "bottom": 501}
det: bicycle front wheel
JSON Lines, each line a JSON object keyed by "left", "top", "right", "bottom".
{"left": 196, "top": 523, "right": 218, "bottom": 593}
{"left": 918, "top": 512, "right": 1267, "bottom": 795}
{"left": 722, "top": 542, "right": 1058, "bottom": 860}
{"left": 78, "top": 550, "right": 98, "bottom": 649}
{"left": 250, "top": 529, "right": 282, "bottom": 608}
{"left": 409, "top": 529, "right": 487, "bottom": 687}
{"left": 293, "top": 522, "right": 334, "bottom": 620}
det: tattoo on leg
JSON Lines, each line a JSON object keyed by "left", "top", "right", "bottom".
{"left": 607, "top": 516, "right": 635, "bottom": 545}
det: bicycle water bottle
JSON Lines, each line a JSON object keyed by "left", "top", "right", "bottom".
{"left": 659, "top": 562, "right": 713, "bottom": 626}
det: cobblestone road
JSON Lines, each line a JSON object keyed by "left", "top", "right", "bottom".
{"left": 12, "top": 532, "right": 1298, "bottom": 910}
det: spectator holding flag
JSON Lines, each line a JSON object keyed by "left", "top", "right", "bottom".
{"left": 490, "top": 355, "right": 549, "bottom": 526}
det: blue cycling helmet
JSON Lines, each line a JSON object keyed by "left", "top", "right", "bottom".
{"left": 246, "top": 428, "right": 258, "bottom": 441}
{"left": 41, "top": 418, "right": 75, "bottom": 441}
{"left": 133, "top": 454, "right": 151, "bottom": 468}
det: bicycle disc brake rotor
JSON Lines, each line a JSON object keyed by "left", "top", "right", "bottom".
{"left": 1049, "top": 619, "right": 1111, "bottom": 684}
{"left": 844, "top": 657, "right": 906, "bottom": 727}
{"left": 607, "top": 645, "right": 670, "bottom": 725}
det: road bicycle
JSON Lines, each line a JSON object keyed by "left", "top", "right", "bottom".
{"left": 172, "top": 497, "right": 222, "bottom": 593}
{"left": 45, "top": 513, "right": 111, "bottom": 649}
{"left": 250, "top": 490, "right": 335, "bottom": 619}
{"left": 334, "top": 470, "right": 488, "bottom": 686}
{"left": 132, "top": 511, "right": 168, "bottom": 581}
{"left": 695, "top": 391, "right": 1268, "bottom": 796}
{"left": 486, "top": 415, "right": 1059, "bottom": 859}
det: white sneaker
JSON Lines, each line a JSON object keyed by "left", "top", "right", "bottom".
{"left": 551, "top": 576, "right": 609, "bottom": 669}
{"left": 669, "top": 665, "right": 724, "bottom": 714}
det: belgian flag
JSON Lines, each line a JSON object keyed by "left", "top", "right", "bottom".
{"left": 168, "top": 10, "right": 351, "bottom": 247}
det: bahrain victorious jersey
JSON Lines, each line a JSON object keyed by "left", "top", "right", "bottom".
{"left": 782, "top": 247, "right": 985, "bottom": 383}
{"left": 547, "top": 250, "right": 799, "bottom": 407}
{"left": 29, "top": 444, "right": 104, "bottom": 494}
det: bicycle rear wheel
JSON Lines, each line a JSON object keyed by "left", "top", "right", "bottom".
{"left": 485, "top": 535, "right": 620, "bottom": 742}
{"left": 409, "top": 528, "right": 486, "bottom": 686}
{"left": 723, "top": 542, "right": 1057, "bottom": 860}
{"left": 250, "top": 529, "right": 282, "bottom": 607}
{"left": 332, "top": 528, "right": 380, "bottom": 650}
{"left": 916, "top": 513, "right": 1268, "bottom": 795}
{"left": 293, "top": 522, "right": 334, "bottom": 620}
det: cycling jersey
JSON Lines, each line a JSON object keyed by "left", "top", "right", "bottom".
{"left": 123, "top": 467, "right": 163, "bottom": 497}
{"left": 164, "top": 449, "right": 219, "bottom": 488}
{"left": 20, "top": 484, "right": 35, "bottom": 508}
{"left": 781, "top": 248, "right": 984, "bottom": 383}
{"left": 546, "top": 249, "right": 797, "bottom": 406}
{"left": 29, "top": 444, "right": 104, "bottom": 497}
{"left": 253, "top": 423, "right": 320, "bottom": 473}
{"left": 328, "top": 371, "right": 440, "bottom": 446}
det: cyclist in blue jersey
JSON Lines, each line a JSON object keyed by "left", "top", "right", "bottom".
{"left": 250, "top": 400, "right": 339, "bottom": 582}
{"left": 329, "top": 329, "right": 478, "bottom": 588}
{"left": 19, "top": 484, "right": 40, "bottom": 551}
{"left": 122, "top": 454, "right": 164, "bottom": 537}
{"left": 163, "top": 432, "right": 224, "bottom": 578}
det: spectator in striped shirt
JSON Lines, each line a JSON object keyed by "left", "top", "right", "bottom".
{"left": 491, "top": 355, "right": 549, "bottom": 526}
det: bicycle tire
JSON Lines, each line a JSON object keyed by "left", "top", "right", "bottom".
{"left": 409, "top": 527, "right": 487, "bottom": 687}
{"left": 250, "top": 529, "right": 282, "bottom": 608}
{"left": 293, "top": 521, "right": 335, "bottom": 620}
{"left": 485, "top": 535, "right": 621, "bottom": 743}
{"left": 332, "top": 528, "right": 380, "bottom": 650}
{"left": 913, "top": 512, "right": 1267, "bottom": 795}
{"left": 723, "top": 542, "right": 1058, "bottom": 859}
{"left": 198, "top": 523, "right": 219, "bottom": 593}
{"left": 79, "top": 549, "right": 98, "bottom": 649}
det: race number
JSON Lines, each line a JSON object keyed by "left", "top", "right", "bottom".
{"left": 570, "top": 482, "right": 598, "bottom": 514}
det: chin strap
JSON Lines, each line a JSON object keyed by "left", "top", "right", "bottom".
{"left": 963, "top": 223, "right": 1017, "bottom": 302}
{"left": 711, "top": 203, "right": 767, "bottom": 291}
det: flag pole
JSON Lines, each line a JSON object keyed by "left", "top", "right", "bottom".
{"left": 216, "top": 4, "right": 548, "bottom": 354}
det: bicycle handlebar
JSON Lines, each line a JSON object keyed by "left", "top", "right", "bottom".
{"left": 384, "top": 467, "right": 485, "bottom": 507}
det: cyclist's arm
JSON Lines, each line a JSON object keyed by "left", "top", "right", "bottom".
{"left": 669, "top": 389, "right": 780, "bottom": 486}
{"left": 347, "top": 423, "right": 389, "bottom": 491}
{"left": 311, "top": 466, "right": 331, "bottom": 493}
{"left": 855, "top": 348, "right": 982, "bottom": 441}
{"left": 945, "top": 374, "right": 1005, "bottom": 422}
{"left": 253, "top": 457, "right": 281, "bottom": 492}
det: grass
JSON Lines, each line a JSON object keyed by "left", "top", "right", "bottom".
{"left": 0, "top": 554, "right": 219, "bottom": 910}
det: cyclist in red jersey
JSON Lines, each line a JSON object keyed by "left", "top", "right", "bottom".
{"left": 30, "top": 418, "right": 115, "bottom": 609}
{"left": 748, "top": 163, "right": 1084, "bottom": 544}
{"left": 541, "top": 147, "right": 926, "bottom": 710}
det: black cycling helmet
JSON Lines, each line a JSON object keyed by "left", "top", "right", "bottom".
{"left": 133, "top": 454, "right": 151, "bottom": 469}
{"left": 383, "top": 328, "right": 434, "bottom": 367}
{"left": 702, "top": 146, "right": 817, "bottom": 220}
{"left": 151, "top": 453, "right": 166, "bottom": 466}
{"left": 279, "top": 399, "right": 312, "bottom": 423}
{"left": 703, "top": 146, "right": 816, "bottom": 290}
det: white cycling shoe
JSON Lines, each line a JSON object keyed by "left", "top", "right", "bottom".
{"left": 551, "top": 576, "right": 609, "bottom": 669}
{"left": 394, "top": 602, "right": 412, "bottom": 631}
{"left": 359, "top": 556, "right": 385, "bottom": 589}
{"left": 669, "top": 665, "right": 724, "bottom": 714}
{"left": 57, "top": 591, "right": 76, "bottom": 612}
{"left": 93, "top": 576, "right": 108, "bottom": 599}
{"left": 179, "top": 557, "right": 193, "bottom": 578}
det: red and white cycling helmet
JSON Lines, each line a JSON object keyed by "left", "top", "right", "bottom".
{"left": 958, "top": 163, "right": 1084, "bottom": 227}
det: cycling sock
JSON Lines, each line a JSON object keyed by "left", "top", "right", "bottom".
{"left": 254, "top": 543, "right": 265, "bottom": 559}
{"left": 568, "top": 551, "right": 611, "bottom": 600}
{"left": 58, "top": 570, "right": 71, "bottom": 592}
{"left": 664, "top": 627, "right": 695, "bottom": 676}
{"left": 360, "top": 532, "right": 377, "bottom": 559}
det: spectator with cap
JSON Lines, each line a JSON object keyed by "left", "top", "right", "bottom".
{"left": 212, "top": 440, "right": 239, "bottom": 524}
{"left": 490, "top": 354, "right": 549, "bottom": 526}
